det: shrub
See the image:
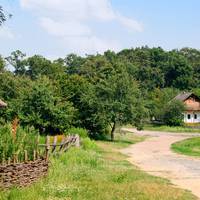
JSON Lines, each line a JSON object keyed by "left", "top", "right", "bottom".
{"left": 163, "top": 100, "right": 185, "bottom": 126}
{"left": 68, "top": 127, "right": 88, "bottom": 138}
{"left": 81, "top": 138, "right": 98, "bottom": 151}
{"left": 136, "top": 123, "right": 144, "bottom": 131}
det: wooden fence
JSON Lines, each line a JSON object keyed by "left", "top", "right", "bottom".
{"left": 0, "top": 134, "right": 80, "bottom": 165}
{"left": 38, "top": 134, "right": 80, "bottom": 160}
{"left": 0, "top": 134, "right": 80, "bottom": 188}
{"left": 0, "top": 159, "right": 49, "bottom": 188}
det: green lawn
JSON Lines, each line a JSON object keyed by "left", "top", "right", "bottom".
{"left": 0, "top": 133, "right": 197, "bottom": 200}
{"left": 171, "top": 137, "right": 200, "bottom": 157}
{"left": 144, "top": 124, "right": 200, "bottom": 133}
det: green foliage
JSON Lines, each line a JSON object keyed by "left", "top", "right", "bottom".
{"left": 0, "top": 55, "right": 5, "bottom": 72}
{"left": 118, "top": 47, "right": 195, "bottom": 90}
{"left": 0, "top": 124, "right": 38, "bottom": 162}
{"left": 6, "top": 50, "right": 26, "bottom": 75}
{"left": 147, "top": 88, "right": 180, "bottom": 120}
{"left": 1, "top": 46, "right": 200, "bottom": 138}
{"left": 20, "top": 76, "right": 75, "bottom": 133}
{"left": 25, "top": 55, "right": 65, "bottom": 79}
{"left": 68, "top": 127, "right": 89, "bottom": 138}
{"left": 193, "top": 88, "right": 200, "bottom": 98}
{"left": 64, "top": 53, "right": 85, "bottom": 74}
{"left": 0, "top": 6, "right": 6, "bottom": 25}
{"left": 81, "top": 137, "right": 98, "bottom": 150}
{"left": 163, "top": 100, "right": 185, "bottom": 126}
{"left": 78, "top": 56, "right": 144, "bottom": 139}
{"left": 144, "top": 124, "right": 200, "bottom": 133}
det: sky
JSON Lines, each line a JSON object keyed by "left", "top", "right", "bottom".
{"left": 0, "top": 0, "right": 200, "bottom": 59}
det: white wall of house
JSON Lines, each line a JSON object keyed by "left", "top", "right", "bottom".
{"left": 184, "top": 112, "right": 200, "bottom": 123}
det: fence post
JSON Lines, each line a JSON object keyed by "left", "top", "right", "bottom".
{"left": 36, "top": 134, "right": 40, "bottom": 159}
{"left": 24, "top": 150, "right": 28, "bottom": 162}
{"left": 2, "top": 153, "right": 5, "bottom": 165}
{"left": 75, "top": 134, "right": 80, "bottom": 147}
{"left": 13, "top": 153, "right": 17, "bottom": 164}
{"left": 45, "top": 136, "right": 50, "bottom": 161}
{"left": 33, "top": 150, "right": 36, "bottom": 161}
{"left": 8, "top": 157, "right": 11, "bottom": 165}
{"left": 16, "top": 153, "right": 19, "bottom": 163}
{"left": 52, "top": 136, "right": 57, "bottom": 153}
{"left": 59, "top": 136, "right": 65, "bottom": 152}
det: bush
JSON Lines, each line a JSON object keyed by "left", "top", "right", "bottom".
{"left": 136, "top": 123, "right": 144, "bottom": 131}
{"left": 68, "top": 127, "right": 88, "bottom": 138}
{"left": 81, "top": 138, "right": 98, "bottom": 151}
{"left": 163, "top": 100, "right": 185, "bottom": 126}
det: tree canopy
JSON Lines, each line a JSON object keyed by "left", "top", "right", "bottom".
{"left": 0, "top": 46, "right": 200, "bottom": 139}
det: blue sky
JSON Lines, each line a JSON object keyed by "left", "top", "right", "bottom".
{"left": 0, "top": 0, "right": 200, "bottom": 59}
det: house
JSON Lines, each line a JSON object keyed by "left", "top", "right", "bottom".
{"left": 0, "top": 99, "right": 7, "bottom": 108}
{"left": 174, "top": 92, "right": 200, "bottom": 123}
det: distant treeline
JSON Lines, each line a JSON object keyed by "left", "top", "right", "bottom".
{"left": 0, "top": 47, "right": 200, "bottom": 139}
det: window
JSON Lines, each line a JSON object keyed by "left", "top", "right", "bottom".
{"left": 187, "top": 114, "right": 191, "bottom": 120}
{"left": 194, "top": 114, "right": 197, "bottom": 120}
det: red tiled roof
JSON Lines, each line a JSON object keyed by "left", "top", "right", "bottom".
{"left": 174, "top": 92, "right": 193, "bottom": 101}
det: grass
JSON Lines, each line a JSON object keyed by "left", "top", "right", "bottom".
{"left": 104, "top": 131, "right": 147, "bottom": 148}
{"left": 144, "top": 124, "right": 200, "bottom": 133}
{"left": 0, "top": 132, "right": 197, "bottom": 200}
{"left": 171, "top": 137, "right": 200, "bottom": 157}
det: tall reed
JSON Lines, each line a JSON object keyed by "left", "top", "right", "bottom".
{"left": 0, "top": 124, "right": 39, "bottom": 163}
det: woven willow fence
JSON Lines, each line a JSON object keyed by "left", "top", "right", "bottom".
{"left": 0, "top": 134, "right": 80, "bottom": 188}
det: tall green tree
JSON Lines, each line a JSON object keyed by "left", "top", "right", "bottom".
{"left": 80, "top": 57, "right": 144, "bottom": 140}
{"left": 20, "top": 76, "right": 75, "bottom": 134}
{"left": 162, "top": 51, "right": 194, "bottom": 89}
{"left": 6, "top": 50, "right": 26, "bottom": 75}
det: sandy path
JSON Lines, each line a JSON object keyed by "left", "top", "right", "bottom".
{"left": 121, "top": 128, "right": 200, "bottom": 199}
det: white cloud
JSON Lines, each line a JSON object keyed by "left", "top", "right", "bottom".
{"left": 63, "top": 36, "right": 121, "bottom": 55}
{"left": 40, "top": 18, "right": 92, "bottom": 37}
{"left": 0, "top": 26, "right": 15, "bottom": 40}
{"left": 117, "top": 14, "right": 143, "bottom": 32}
{"left": 20, "top": 0, "right": 143, "bottom": 54}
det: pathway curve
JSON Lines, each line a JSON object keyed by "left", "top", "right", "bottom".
{"left": 121, "top": 128, "right": 200, "bottom": 199}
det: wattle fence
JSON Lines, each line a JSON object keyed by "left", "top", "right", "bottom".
{"left": 0, "top": 134, "right": 80, "bottom": 188}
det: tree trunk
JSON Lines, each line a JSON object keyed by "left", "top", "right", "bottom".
{"left": 111, "top": 122, "right": 116, "bottom": 141}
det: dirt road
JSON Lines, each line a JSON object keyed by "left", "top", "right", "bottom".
{"left": 121, "top": 128, "right": 200, "bottom": 198}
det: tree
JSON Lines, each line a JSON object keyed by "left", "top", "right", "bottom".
{"left": 6, "top": 50, "right": 26, "bottom": 75}
{"left": 193, "top": 88, "right": 200, "bottom": 99}
{"left": 0, "top": 6, "right": 6, "bottom": 26}
{"left": 0, "top": 55, "right": 5, "bottom": 72}
{"left": 26, "top": 55, "right": 51, "bottom": 79}
{"left": 0, "top": 72, "right": 32, "bottom": 122}
{"left": 148, "top": 88, "right": 180, "bottom": 121}
{"left": 180, "top": 48, "right": 200, "bottom": 87}
{"left": 136, "top": 66, "right": 165, "bottom": 90}
{"left": 24, "top": 55, "right": 66, "bottom": 80}
{"left": 0, "top": 6, "right": 12, "bottom": 26}
{"left": 64, "top": 54, "right": 85, "bottom": 74}
{"left": 80, "top": 58, "right": 143, "bottom": 140}
{"left": 20, "top": 76, "right": 75, "bottom": 134}
{"left": 163, "top": 51, "right": 194, "bottom": 89}
{"left": 163, "top": 100, "right": 185, "bottom": 126}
